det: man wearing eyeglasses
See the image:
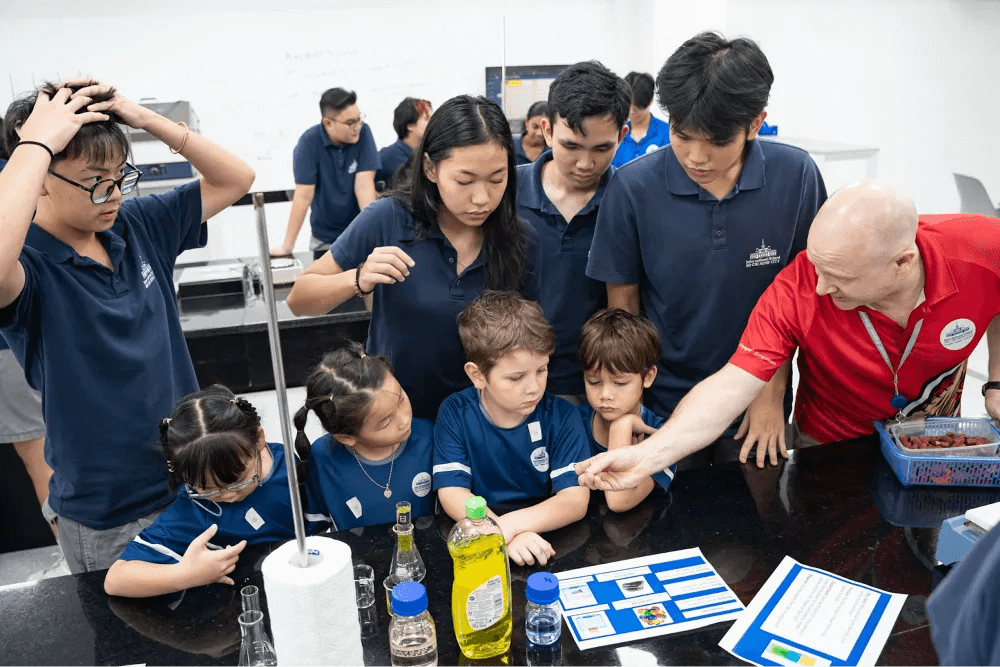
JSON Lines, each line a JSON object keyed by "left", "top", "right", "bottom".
{"left": 270, "top": 87, "right": 380, "bottom": 260}
{"left": 0, "top": 79, "right": 255, "bottom": 573}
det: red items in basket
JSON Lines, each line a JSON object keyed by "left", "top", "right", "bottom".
{"left": 900, "top": 432, "right": 991, "bottom": 450}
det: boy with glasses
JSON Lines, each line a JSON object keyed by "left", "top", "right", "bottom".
{"left": 0, "top": 78, "right": 255, "bottom": 572}
{"left": 270, "top": 87, "right": 380, "bottom": 259}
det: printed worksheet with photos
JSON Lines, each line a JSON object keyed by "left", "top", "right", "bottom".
{"left": 555, "top": 548, "right": 745, "bottom": 650}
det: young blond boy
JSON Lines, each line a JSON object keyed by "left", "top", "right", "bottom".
{"left": 433, "top": 291, "right": 590, "bottom": 566}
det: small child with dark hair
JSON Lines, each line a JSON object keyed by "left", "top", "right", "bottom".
{"left": 434, "top": 291, "right": 590, "bottom": 566}
{"left": 578, "top": 308, "right": 676, "bottom": 512}
{"left": 297, "top": 341, "right": 435, "bottom": 530}
{"left": 104, "top": 386, "right": 327, "bottom": 598}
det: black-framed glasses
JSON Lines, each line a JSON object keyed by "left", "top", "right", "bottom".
{"left": 46, "top": 163, "right": 142, "bottom": 204}
{"left": 326, "top": 113, "right": 366, "bottom": 129}
{"left": 186, "top": 450, "right": 261, "bottom": 500}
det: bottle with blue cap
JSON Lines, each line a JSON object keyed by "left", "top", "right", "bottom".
{"left": 389, "top": 581, "right": 438, "bottom": 667}
{"left": 525, "top": 572, "right": 562, "bottom": 666}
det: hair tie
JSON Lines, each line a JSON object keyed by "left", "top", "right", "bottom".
{"left": 161, "top": 417, "right": 172, "bottom": 425}
{"left": 166, "top": 460, "right": 174, "bottom": 473}
{"left": 231, "top": 398, "right": 239, "bottom": 405}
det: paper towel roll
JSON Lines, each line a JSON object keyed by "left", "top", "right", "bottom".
{"left": 262, "top": 535, "right": 365, "bottom": 666}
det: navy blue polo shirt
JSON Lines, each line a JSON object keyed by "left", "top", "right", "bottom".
{"left": 611, "top": 115, "right": 670, "bottom": 169}
{"left": 432, "top": 388, "right": 589, "bottom": 504}
{"left": 306, "top": 419, "right": 434, "bottom": 531}
{"left": 513, "top": 134, "right": 532, "bottom": 166}
{"left": 516, "top": 151, "right": 612, "bottom": 395}
{"left": 577, "top": 403, "right": 676, "bottom": 490}
{"left": 119, "top": 442, "right": 328, "bottom": 565}
{"left": 927, "top": 522, "right": 1000, "bottom": 666}
{"left": 292, "top": 122, "right": 380, "bottom": 244}
{"left": 586, "top": 140, "right": 826, "bottom": 418}
{"left": 0, "top": 181, "right": 206, "bottom": 530}
{"left": 376, "top": 139, "right": 412, "bottom": 190}
{"left": 330, "top": 197, "right": 543, "bottom": 420}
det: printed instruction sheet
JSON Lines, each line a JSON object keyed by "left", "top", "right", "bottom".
{"left": 555, "top": 548, "right": 745, "bottom": 650}
{"left": 719, "top": 556, "right": 906, "bottom": 666}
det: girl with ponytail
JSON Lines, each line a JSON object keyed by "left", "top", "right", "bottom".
{"left": 104, "top": 385, "right": 328, "bottom": 598}
{"left": 299, "top": 340, "right": 435, "bottom": 530}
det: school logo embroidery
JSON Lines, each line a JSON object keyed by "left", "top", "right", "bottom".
{"left": 530, "top": 447, "right": 550, "bottom": 472}
{"left": 745, "top": 240, "right": 781, "bottom": 268}
{"left": 411, "top": 472, "right": 432, "bottom": 498}
{"left": 940, "top": 318, "right": 976, "bottom": 351}
{"left": 645, "top": 144, "right": 661, "bottom": 155}
{"left": 348, "top": 159, "right": 358, "bottom": 175}
{"left": 140, "top": 257, "right": 155, "bottom": 289}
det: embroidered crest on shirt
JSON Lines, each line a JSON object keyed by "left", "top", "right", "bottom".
{"left": 348, "top": 159, "right": 358, "bottom": 175}
{"left": 940, "top": 319, "right": 976, "bottom": 351}
{"left": 746, "top": 240, "right": 781, "bottom": 268}
{"left": 140, "top": 257, "right": 156, "bottom": 288}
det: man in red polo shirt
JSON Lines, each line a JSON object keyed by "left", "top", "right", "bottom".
{"left": 576, "top": 180, "right": 1000, "bottom": 487}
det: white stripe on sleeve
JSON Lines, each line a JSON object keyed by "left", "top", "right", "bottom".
{"left": 550, "top": 463, "right": 577, "bottom": 479}
{"left": 433, "top": 462, "right": 472, "bottom": 475}
{"left": 132, "top": 535, "right": 184, "bottom": 563}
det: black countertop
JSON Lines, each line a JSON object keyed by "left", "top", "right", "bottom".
{"left": 4, "top": 438, "right": 999, "bottom": 666}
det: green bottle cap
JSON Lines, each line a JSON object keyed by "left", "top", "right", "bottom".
{"left": 465, "top": 496, "right": 487, "bottom": 520}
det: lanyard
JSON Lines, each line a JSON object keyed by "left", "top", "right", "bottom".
{"left": 858, "top": 312, "right": 923, "bottom": 417}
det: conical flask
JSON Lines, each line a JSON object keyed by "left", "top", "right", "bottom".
{"left": 238, "top": 609, "right": 278, "bottom": 666}
{"left": 389, "top": 501, "right": 426, "bottom": 584}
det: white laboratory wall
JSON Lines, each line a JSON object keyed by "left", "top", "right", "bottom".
{"left": 727, "top": 0, "right": 1000, "bottom": 213}
{"left": 2, "top": 1, "right": 995, "bottom": 260}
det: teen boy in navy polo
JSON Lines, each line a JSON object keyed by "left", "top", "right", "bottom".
{"left": 516, "top": 61, "right": 629, "bottom": 400}
{"left": 0, "top": 79, "right": 254, "bottom": 573}
{"left": 376, "top": 97, "right": 431, "bottom": 191}
{"left": 611, "top": 72, "right": 670, "bottom": 169}
{"left": 587, "top": 32, "right": 826, "bottom": 460}
{"left": 270, "top": 88, "right": 380, "bottom": 259}
{"left": 433, "top": 292, "right": 590, "bottom": 567}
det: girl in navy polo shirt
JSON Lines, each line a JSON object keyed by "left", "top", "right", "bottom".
{"left": 287, "top": 95, "right": 541, "bottom": 420}
{"left": 104, "top": 386, "right": 326, "bottom": 598}
{"left": 297, "top": 341, "right": 435, "bottom": 531}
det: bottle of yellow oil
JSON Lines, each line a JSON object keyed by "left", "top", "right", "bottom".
{"left": 447, "top": 496, "right": 512, "bottom": 659}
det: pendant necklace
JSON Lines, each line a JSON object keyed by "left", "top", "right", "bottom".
{"left": 350, "top": 442, "right": 399, "bottom": 499}
{"left": 858, "top": 311, "right": 923, "bottom": 420}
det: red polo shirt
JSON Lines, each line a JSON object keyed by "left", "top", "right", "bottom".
{"left": 730, "top": 214, "right": 1000, "bottom": 443}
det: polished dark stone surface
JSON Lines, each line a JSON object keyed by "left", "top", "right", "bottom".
{"left": 5, "top": 438, "right": 999, "bottom": 666}
{"left": 176, "top": 253, "right": 370, "bottom": 392}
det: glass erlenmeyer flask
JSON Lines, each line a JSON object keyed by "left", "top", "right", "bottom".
{"left": 389, "top": 501, "right": 426, "bottom": 584}
{"left": 238, "top": 609, "right": 277, "bottom": 666}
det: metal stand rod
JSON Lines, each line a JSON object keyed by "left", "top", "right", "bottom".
{"left": 252, "top": 192, "right": 308, "bottom": 567}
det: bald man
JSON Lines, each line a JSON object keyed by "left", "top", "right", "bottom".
{"left": 577, "top": 180, "right": 1000, "bottom": 487}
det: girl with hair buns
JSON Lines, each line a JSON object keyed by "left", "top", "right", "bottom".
{"left": 299, "top": 341, "right": 435, "bottom": 531}
{"left": 104, "top": 385, "right": 328, "bottom": 598}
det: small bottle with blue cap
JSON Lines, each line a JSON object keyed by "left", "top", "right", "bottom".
{"left": 389, "top": 581, "right": 438, "bottom": 666}
{"left": 525, "top": 572, "right": 562, "bottom": 666}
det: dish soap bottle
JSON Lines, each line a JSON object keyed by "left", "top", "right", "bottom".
{"left": 390, "top": 501, "right": 426, "bottom": 585}
{"left": 446, "top": 496, "right": 512, "bottom": 659}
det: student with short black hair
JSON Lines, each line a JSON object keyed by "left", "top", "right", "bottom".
{"left": 377, "top": 97, "right": 432, "bottom": 191}
{"left": 513, "top": 101, "right": 548, "bottom": 165}
{"left": 516, "top": 61, "right": 629, "bottom": 401}
{"left": 577, "top": 309, "right": 675, "bottom": 512}
{"left": 287, "top": 95, "right": 542, "bottom": 420}
{"left": 0, "top": 78, "right": 254, "bottom": 573}
{"left": 587, "top": 32, "right": 826, "bottom": 464}
{"left": 104, "top": 387, "right": 327, "bottom": 598}
{"left": 611, "top": 71, "right": 671, "bottom": 168}
{"left": 297, "top": 341, "right": 434, "bottom": 530}
{"left": 271, "top": 87, "right": 380, "bottom": 259}
{"left": 433, "top": 291, "right": 590, "bottom": 566}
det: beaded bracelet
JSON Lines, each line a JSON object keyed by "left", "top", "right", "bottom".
{"left": 355, "top": 261, "right": 374, "bottom": 297}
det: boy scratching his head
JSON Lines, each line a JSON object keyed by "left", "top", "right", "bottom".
{"left": 578, "top": 309, "right": 676, "bottom": 512}
{"left": 433, "top": 291, "right": 590, "bottom": 566}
